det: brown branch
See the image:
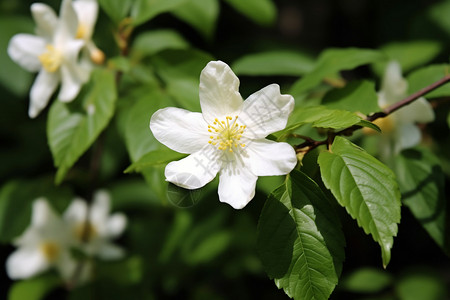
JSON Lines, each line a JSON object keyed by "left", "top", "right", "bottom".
{"left": 294, "top": 74, "right": 450, "bottom": 154}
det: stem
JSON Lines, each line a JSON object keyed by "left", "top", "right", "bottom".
{"left": 295, "top": 75, "right": 450, "bottom": 153}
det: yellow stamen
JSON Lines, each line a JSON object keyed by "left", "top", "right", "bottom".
{"left": 74, "top": 222, "right": 97, "bottom": 242}
{"left": 38, "top": 45, "right": 62, "bottom": 72}
{"left": 362, "top": 116, "right": 395, "bottom": 135}
{"left": 40, "top": 241, "right": 60, "bottom": 262}
{"left": 208, "top": 116, "right": 246, "bottom": 152}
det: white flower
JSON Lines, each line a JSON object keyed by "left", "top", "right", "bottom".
{"left": 7, "top": 0, "right": 89, "bottom": 118}
{"left": 150, "top": 61, "right": 298, "bottom": 209}
{"left": 72, "top": 0, "right": 104, "bottom": 65}
{"left": 6, "top": 198, "right": 76, "bottom": 280}
{"left": 373, "top": 61, "right": 435, "bottom": 156}
{"left": 63, "top": 190, "right": 127, "bottom": 260}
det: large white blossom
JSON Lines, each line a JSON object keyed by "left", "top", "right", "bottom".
{"left": 63, "top": 190, "right": 127, "bottom": 259}
{"left": 372, "top": 61, "right": 435, "bottom": 156}
{"left": 150, "top": 61, "right": 297, "bottom": 209}
{"left": 6, "top": 198, "right": 76, "bottom": 280}
{"left": 7, "top": 0, "right": 91, "bottom": 118}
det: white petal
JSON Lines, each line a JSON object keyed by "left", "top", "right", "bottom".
{"left": 90, "top": 190, "right": 110, "bottom": 226}
{"left": 199, "top": 61, "right": 243, "bottom": 123}
{"left": 31, "top": 198, "right": 60, "bottom": 228}
{"left": 6, "top": 247, "right": 49, "bottom": 279}
{"left": 63, "top": 198, "right": 87, "bottom": 225}
{"left": 150, "top": 107, "right": 210, "bottom": 154}
{"left": 73, "top": 0, "right": 98, "bottom": 40}
{"left": 58, "top": 63, "right": 86, "bottom": 102}
{"left": 218, "top": 163, "right": 257, "bottom": 209}
{"left": 106, "top": 214, "right": 127, "bottom": 238}
{"left": 55, "top": 250, "right": 77, "bottom": 280}
{"left": 31, "top": 3, "right": 58, "bottom": 39}
{"left": 54, "top": 0, "right": 78, "bottom": 45}
{"left": 165, "top": 146, "right": 222, "bottom": 189}
{"left": 380, "top": 61, "right": 407, "bottom": 105}
{"left": 7, "top": 34, "right": 46, "bottom": 72}
{"left": 246, "top": 139, "right": 297, "bottom": 176}
{"left": 394, "top": 123, "right": 422, "bottom": 153}
{"left": 97, "top": 243, "right": 125, "bottom": 260}
{"left": 29, "top": 70, "right": 59, "bottom": 118}
{"left": 397, "top": 97, "right": 435, "bottom": 124}
{"left": 239, "top": 84, "right": 294, "bottom": 139}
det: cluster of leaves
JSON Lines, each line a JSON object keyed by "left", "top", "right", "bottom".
{"left": 1, "top": 0, "right": 450, "bottom": 299}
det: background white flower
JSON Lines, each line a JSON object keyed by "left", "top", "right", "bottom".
{"left": 72, "top": 0, "right": 104, "bottom": 65}
{"left": 6, "top": 198, "right": 76, "bottom": 280}
{"left": 63, "top": 190, "right": 127, "bottom": 260}
{"left": 7, "top": 0, "right": 90, "bottom": 118}
{"left": 150, "top": 61, "right": 297, "bottom": 209}
{"left": 373, "top": 61, "right": 435, "bottom": 156}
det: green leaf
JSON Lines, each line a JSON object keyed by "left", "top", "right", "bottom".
{"left": 0, "top": 179, "right": 73, "bottom": 243}
{"left": 357, "top": 120, "right": 381, "bottom": 133}
{"left": 394, "top": 148, "right": 449, "bottom": 254}
{"left": 395, "top": 268, "right": 447, "bottom": 300}
{"left": 222, "top": 0, "right": 276, "bottom": 26}
{"left": 47, "top": 69, "right": 117, "bottom": 184}
{"left": 322, "top": 80, "right": 379, "bottom": 114}
{"left": 98, "top": 0, "right": 133, "bottom": 23}
{"left": 9, "top": 273, "right": 61, "bottom": 300}
{"left": 0, "top": 16, "right": 34, "bottom": 96}
{"left": 340, "top": 267, "right": 393, "bottom": 293}
{"left": 131, "top": 0, "right": 189, "bottom": 25}
{"left": 172, "top": 0, "right": 219, "bottom": 39}
{"left": 131, "top": 29, "right": 189, "bottom": 58}
{"left": 166, "top": 183, "right": 205, "bottom": 208}
{"left": 407, "top": 64, "right": 450, "bottom": 98}
{"left": 318, "top": 136, "right": 401, "bottom": 267}
{"left": 151, "top": 49, "right": 214, "bottom": 111}
{"left": 232, "top": 51, "right": 315, "bottom": 76}
{"left": 372, "top": 40, "right": 442, "bottom": 75}
{"left": 290, "top": 48, "right": 385, "bottom": 96}
{"left": 97, "top": 256, "right": 143, "bottom": 285}
{"left": 428, "top": 0, "right": 450, "bottom": 36}
{"left": 124, "top": 148, "right": 186, "bottom": 173}
{"left": 257, "top": 170, "right": 345, "bottom": 300}
{"left": 275, "top": 106, "right": 362, "bottom": 140}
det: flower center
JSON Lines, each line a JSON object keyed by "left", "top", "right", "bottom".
{"left": 208, "top": 116, "right": 246, "bottom": 152}
{"left": 76, "top": 24, "right": 88, "bottom": 40}
{"left": 38, "top": 45, "right": 62, "bottom": 72}
{"left": 40, "top": 241, "right": 60, "bottom": 262}
{"left": 74, "top": 222, "right": 98, "bottom": 242}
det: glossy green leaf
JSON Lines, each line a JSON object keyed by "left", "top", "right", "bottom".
{"left": 47, "top": 70, "right": 117, "bottom": 184}
{"left": 124, "top": 148, "right": 186, "bottom": 173}
{"left": 322, "top": 80, "right": 379, "bottom": 114}
{"left": 275, "top": 106, "right": 362, "bottom": 140}
{"left": 257, "top": 170, "right": 345, "bottom": 300}
{"left": 9, "top": 273, "right": 61, "bottom": 300}
{"left": 394, "top": 148, "right": 448, "bottom": 254}
{"left": 340, "top": 267, "right": 393, "bottom": 293}
{"left": 98, "top": 0, "right": 133, "bottom": 23}
{"left": 407, "top": 64, "right": 450, "bottom": 98}
{"left": 0, "top": 16, "right": 34, "bottom": 96}
{"left": 232, "top": 51, "right": 315, "bottom": 76}
{"left": 131, "top": 29, "right": 189, "bottom": 58}
{"left": 291, "top": 48, "right": 385, "bottom": 96}
{"left": 372, "top": 40, "right": 442, "bottom": 75}
{"left": 318, "top": 136, "right": 401, "bottom": 267}
{"left": 172, "top": 0, "right": 219, "bottom": 39}
{"left": 222, "top": 0, "right": 276, "bottom": 26}
{"left": 131, "top": 0, "right": 188, "bottom": 25}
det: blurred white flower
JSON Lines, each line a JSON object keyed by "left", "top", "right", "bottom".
{"left": 72, "top": 0, "right": 105, "bottom": 65}
{"left": 7, "top": 0, "right": 90, "bottom": 118}
{"left": 64, "top": 190, "right": 127, "bottom": 260}
{"left": 150, "top": 60, "right": 297, "bottom": 209}
{"left": 6, "top": 198, "right": 76, "bottom": 280}
{"left": 369, "top": 61, "right": 435, "bottom": 156}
